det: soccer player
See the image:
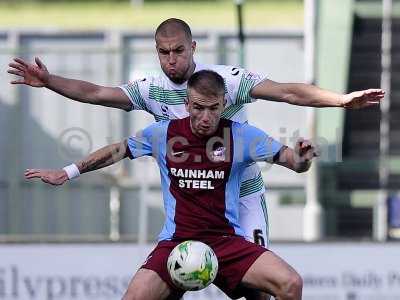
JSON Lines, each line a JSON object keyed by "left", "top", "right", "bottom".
{"left": 25, "top": 70, "right": 318, "bottom": 300}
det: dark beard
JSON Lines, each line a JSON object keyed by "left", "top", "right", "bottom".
{"left": 169, "top": 75, "right": 187, "bottom": 84}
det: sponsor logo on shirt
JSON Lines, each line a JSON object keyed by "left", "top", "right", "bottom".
{"left": 170, "top": 168, "right": 225, "bottom": 190}
{"left": 161, "top": 104, "right": 169, "bottom": 118}
{"left": 210, "top": 147, "right": 226, "bottom": 162}
{"left": 171, "top": 151, "right": 186, "bottom": 157}
{"left": 231, "top": 67, "right": 240, "bottom": 76}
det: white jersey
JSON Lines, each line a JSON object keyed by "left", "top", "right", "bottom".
{"left": 119, "top": 63, "right": 267, "bottom": 199}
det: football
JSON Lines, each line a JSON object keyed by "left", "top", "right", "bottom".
{"left": 167, "top": 240, "right": 218, "bottom": 291}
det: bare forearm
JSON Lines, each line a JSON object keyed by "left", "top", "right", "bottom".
{"left": 251, "top": 81, "right": 345, "bottom": 108}
{"left": 76, "top": 140, "right": 129, "bottom": 174}
{"left": 46, "top": 74, "right": 103, "bottom": 105}
{"left": 283, "top": 83, "right": 344, "bottom": 107}
{"left": 46, "top": 75, "right": 131, "bottom": 110}
{"left": 9, "top": 57, "right": 132, "bottom": 110}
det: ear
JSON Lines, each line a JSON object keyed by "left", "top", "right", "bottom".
{"left": 184, "top": 98, "right": 189, "bottom": 112}
{"left": 191, "top": 41, "right": 196, "bottom": 53}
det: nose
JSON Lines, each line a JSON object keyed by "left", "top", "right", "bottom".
{"left": 200, "top": 110, "right": 211, "bottom": 124}
{"left": 168, "top": 52, "right": 177, "bottom": 65}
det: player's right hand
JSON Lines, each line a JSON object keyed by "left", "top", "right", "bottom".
{"left": 8, "top": 57, "right": 49, "bottom": 87}
{"left": 24, "top": 169, "right": 69, "bottom": 186}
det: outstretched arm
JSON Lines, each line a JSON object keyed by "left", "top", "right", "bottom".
{"left": 8, "top": 57, "right": 132, "bottom": 111}
{"left": 250, "top": 79, "right": 385, "bottom": 108}
{"left": 273, "top": 139, "right": 318, "bottom": 173}
{"left": 75, "top": 140, "right": 131, "bottom": 174}
{"left": 25, "top": 140, "right": 131, "bottom": 186}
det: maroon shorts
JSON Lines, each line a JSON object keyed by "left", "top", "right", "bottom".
{"left": 141, "top": 235, "right": 267, "bottom": 299}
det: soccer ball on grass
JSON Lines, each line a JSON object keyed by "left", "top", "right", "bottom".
{"left": 167, "top": 240, "right": 218, "bottom": 291}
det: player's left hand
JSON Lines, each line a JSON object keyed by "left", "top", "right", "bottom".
{"left": 342, "top": 89, "right": 385, "bottom": 109}
{"left": 24, "top": 169, "right": 69, "bottom": 186}
{"left": 294, "top": 139, "right": 318, "bottom": 162}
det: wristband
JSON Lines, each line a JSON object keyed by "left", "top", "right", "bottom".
{"left": 62, "top": 164, "right": 80, "bottom": 180}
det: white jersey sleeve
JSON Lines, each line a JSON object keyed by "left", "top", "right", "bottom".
{"left": 210, "top": 65, "right": 267, "bottom": 106}
{"left": 119, "top": 77, "right": 176, "bottom": 122}
{"left": 118, "top": 78, "right": 152, "bottom": 112}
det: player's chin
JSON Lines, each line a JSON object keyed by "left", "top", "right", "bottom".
{"left": 198, "top": 128, "right": 214, "bottom": 136}
{"left": 168, "top": 71, "right": 185, "bottom": 82}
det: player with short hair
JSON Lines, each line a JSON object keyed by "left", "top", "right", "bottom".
{"left": 25, "top": 70, "right": 318, "bottom": 300}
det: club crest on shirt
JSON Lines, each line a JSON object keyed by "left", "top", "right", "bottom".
{"left": 245, "top": 72, "right": 261, "bottom": 81}
{"left": 210, "top": 147, "right": 226, "bottom": 162}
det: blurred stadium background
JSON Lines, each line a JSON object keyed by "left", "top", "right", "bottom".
{"left": 0, "top": 0, "right": 400, "bottom": 299}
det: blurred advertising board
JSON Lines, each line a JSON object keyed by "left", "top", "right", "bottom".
{"left": 388, "top": 195, "right": 400, "bottom": 240}
{"left": 0, "top": 243, "right": 399, "bottom": 300}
